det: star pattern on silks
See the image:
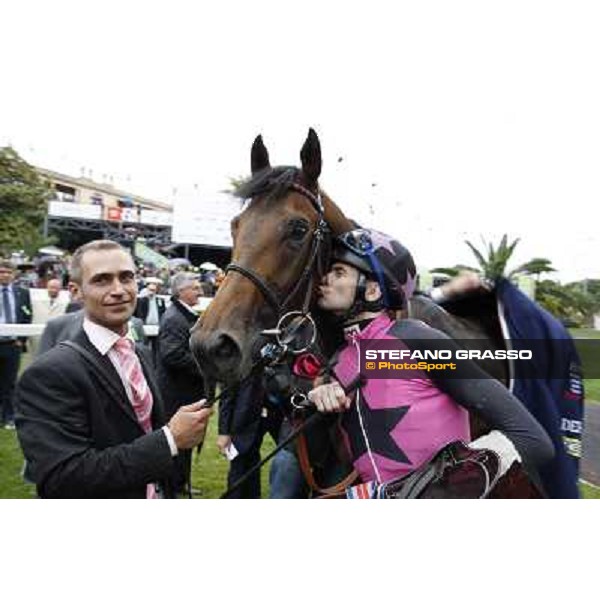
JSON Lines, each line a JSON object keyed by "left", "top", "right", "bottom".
{"left": 342, "top": 400, "right": 412, "bottom": 465}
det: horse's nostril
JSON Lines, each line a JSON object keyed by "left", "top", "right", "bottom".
{"left": 212, "top": 333, "right": 240, "bottom": 363}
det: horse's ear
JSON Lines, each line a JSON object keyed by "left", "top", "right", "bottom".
{"left": 300, "top": 128, "right": 322, "bottom": 184}
{"left": 251, "top": 134, "right": 270, "bottom": 174}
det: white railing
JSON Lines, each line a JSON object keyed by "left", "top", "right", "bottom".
{"left": 0, "top": 324, "right": 159, "bottom": 337}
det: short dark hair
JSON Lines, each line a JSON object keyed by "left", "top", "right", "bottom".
{"left": 70, "top": 240, "right": 129, "bottom": 284}
{"left": 0, "top": 260, "right": 14, "bottom": 271}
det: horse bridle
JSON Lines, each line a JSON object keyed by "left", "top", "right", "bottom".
{"left": 225, "top": 182, "right": 330, "bottom": 316}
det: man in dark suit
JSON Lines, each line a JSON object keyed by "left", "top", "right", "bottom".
{"left": 15, "top": 240, "right": 212, "bottom": 498}
{"left": 157, "top": 272, "right": 204, "bottom": 495}
{"left": 0, "top": 260, "right": 32, "bottom": 428}
{"left": 217, "top": 376, "right": 282, "bottom": 498}
{"left": 134, "top": 278, "right": 166, "bottom": 364}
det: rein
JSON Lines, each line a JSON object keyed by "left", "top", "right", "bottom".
{"left": 216, "top": 182, "right": 353, "bottom": 498}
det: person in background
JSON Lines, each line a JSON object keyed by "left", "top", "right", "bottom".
{"left": 29, "top": 278, "right": 68, "bottom": 356}
{"left": 0, "top": 260, "right": 32, "bottom": 429}
{"left": 134, "top": 277, "right": 166, "bottom": 363}
{"left": 135, "top": 278, "right": 166, "bottom": 324}
{"left": 156, "top": 272, "right": 205, "bottom": 496}
{"left": 217, "top": 376, "right": 282, "bottom": 498}
{"left": 64, "top": 279, "right": 83, "bottom": 314}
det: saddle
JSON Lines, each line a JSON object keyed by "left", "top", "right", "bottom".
{"left": 379, "top": 440, "right": 501, "bottom": 499}
{"left": 377, "top": 439, "right": 543, "bottom": 499}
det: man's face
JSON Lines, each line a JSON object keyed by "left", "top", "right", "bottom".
{"left": 146, "top": 282, "right": 158, "bottom": 296}
{"left": 0, "top": 266, "right": 15, "bottom": 286}
{"left": 178, "top": 280, "right": 202, "bottom": 307}
{"left": 46, "top": 279, "right": 61, "bottom": 299}
{"left": 74, "top": 249, "right": 137, "bottom": 333}
{"left": 317, "top": 262, "right": 359, "bottom": 314}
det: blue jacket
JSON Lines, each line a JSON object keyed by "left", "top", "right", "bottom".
{"left": 495, "top": 278, "right": 584, "bottom": 498}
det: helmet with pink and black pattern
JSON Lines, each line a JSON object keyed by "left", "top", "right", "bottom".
{"left": 331, "top": 228, "right": 417, "bottom": 310}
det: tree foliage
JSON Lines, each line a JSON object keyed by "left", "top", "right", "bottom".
{"left": 465, "top": 234, "right": 520, "bottom": 280}
{"left": 0, "top": 147, "right": 54, "bottom": 256}
{"left": 438, "top": 234, "right": 597, "bottom": 326}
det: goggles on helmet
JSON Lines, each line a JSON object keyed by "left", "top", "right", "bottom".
{"left": 336, "top": 229, "right": 375, "bottom": 257}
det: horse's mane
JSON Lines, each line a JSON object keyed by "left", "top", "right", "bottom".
{"left": 234, "top": 166, "right": 301, "bottom": 202}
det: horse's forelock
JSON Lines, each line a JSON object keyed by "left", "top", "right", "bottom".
{"left": 234, "top": 166, "right": 300, "bottom": 203}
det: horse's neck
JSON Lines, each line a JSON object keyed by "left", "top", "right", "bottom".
{"left": 409, "top": 293, "right": 508, "bottom": 384}
{"left": 320, "top": 191, "right": 354, "bottom": 235}
{"left": 408, "top": 294, "right": 495, "bottom": 340}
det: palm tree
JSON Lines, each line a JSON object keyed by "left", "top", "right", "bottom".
{"left": 463, "top": 236, "right": 559, "bottom": 282}
{"left": 465, "top": 234, "right": 521, "bottom": 280}
{"left": 508, "top": 257, "right": 556, "bottom": 281}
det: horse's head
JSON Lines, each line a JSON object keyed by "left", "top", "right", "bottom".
{"left": 191, "top": 128, "right": 352, "bottom": 386}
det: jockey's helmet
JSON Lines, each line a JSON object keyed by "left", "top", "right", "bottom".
{"left": 331, "top": 228, "right": 417, "bottom": 311}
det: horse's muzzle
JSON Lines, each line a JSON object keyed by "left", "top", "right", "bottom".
{"left": 191, "top": 331, "right": 243, "bottom": 383}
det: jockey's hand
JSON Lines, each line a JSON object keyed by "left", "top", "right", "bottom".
{"left": 308, "top": 381, "right": 351, "bottom": 413}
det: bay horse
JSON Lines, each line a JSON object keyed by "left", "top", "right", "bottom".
{"left": 191, "top": 128, "right": 506, "bottom": 390}
{"left": 191, "top": 129, "right": 538, "bottom": 498}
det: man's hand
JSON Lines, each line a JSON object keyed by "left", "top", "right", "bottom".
{"left": 167, "top": 400, "right": 212, "bottom": 450}
{"left": 432, "top": 271, "right": 493, "bottom": 303}
{"left": 442, "top": 271, "right": 492, "bottom": 298}
{"left": 308, "top": 381, "right": 351, "bottom": 413}
{"left": 216, "top": 434, "right": 232, "bottom": 456}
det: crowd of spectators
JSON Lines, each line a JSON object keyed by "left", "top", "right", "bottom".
{"left": 0, "top": 247, "right": 224, "bottom": 436}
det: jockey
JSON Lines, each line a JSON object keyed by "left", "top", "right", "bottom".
{"left": 308, "top": 228, "right": 555, "bottom": 492}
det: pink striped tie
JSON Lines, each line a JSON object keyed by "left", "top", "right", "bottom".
{"left": 113, "top": 337, "right": 157, "bottom": 499}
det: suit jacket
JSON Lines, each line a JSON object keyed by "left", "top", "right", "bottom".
{"left": 4, "top": 285, "right": 32, "bottom": 349}
{"left": 36, "top": 311, "right": 84, "bottom": 356}
{"left": 217, "top": 375, "right": 283, "bottom": 455}
{"left": 134, "top": 295, "right": 167, "bottom": 323}
{"left": 14, "top": 286, "right": 32, "bottom": 324}
{"left": 156, "top": 299, "right": 204, "bottom": 419}
{"left": 15, "top": 327, "right": 174, "bottom": 498}
{"left": 31, "top": 295, "right": 68, "bottom": 324}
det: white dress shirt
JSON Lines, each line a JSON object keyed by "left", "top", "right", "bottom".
{"left": 145, "top": 296, "right": 160, "bottom": 325}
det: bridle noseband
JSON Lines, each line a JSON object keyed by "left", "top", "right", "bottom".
{"left": 225, "top": 182, "right": 330, "bottom": 316}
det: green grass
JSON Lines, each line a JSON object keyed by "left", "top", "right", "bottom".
{"left": 7, "top": 351, "right": 268, "bottom": 498}
{"left": 570, "top": 329, "right": 600, "bottom": 403}
{"left": 581, "top": 483, "right": 600, "bottom": 499}
{"left": 3, "top": 425, "right": 598, "bottom": 498}
{"left": 585, "top": 379, "right": 600, "bottom": 403}
{"left": 191, "top": 414, "right": 276, "bottom": 498}
{"left": 569, "top": 328, "right": 600, "bottom": 339}
{"left": 4, "top": 333, "right": 599, "bottom": 499}
{"left": 0, "top": 415, "right": 272, "bottom": 499}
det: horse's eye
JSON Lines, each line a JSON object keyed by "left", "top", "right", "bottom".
{"left": 288, "top": 220, "right": 309, "bottom": 242}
